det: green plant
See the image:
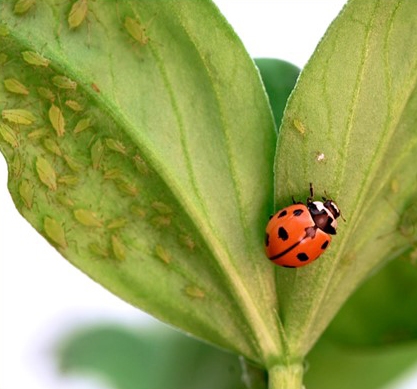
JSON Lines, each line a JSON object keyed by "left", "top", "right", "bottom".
{"left": 1, "top": 1, "right": 416, "bottom": 388}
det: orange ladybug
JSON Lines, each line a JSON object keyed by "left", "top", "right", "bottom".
{"left": 264, "top": 184, "right": 340, "bottom": 268}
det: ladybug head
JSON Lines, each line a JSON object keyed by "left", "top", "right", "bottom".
{"left": 307, "top": 200, "right": 340, "bottom": 235}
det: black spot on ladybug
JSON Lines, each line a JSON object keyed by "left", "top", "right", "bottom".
{"left": 278, "top": 210, "right": 287, "bottom": 218}
{"left": 297, "top": 252, "right": 309, "bottom": 262}
{"left": 265, "top": 233, "right": 270, "bottom": 247}
{"left": 321, "top": 240, "right": 329, "bottom": 250}
{"left": 293, "top": 209, "right": 304, "bottom": 216}
{"left": 283, "top": 265, "right": 296, "bottom": 268}
{"left": 278, "top": 227, "right": 289, "bottom": 241}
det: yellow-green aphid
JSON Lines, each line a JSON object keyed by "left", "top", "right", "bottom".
{"left": 185, "top": 285, "right": 205, "bottom": 299}
{"left": 133, "top": 154, "right": 149, "bottom": 174}
{"left": 180, "top": 234, "right": 196, "bottom": 250}
{"left": 48, "top": 104, "right": 65, "bottom": 137}
{"left": 58, "top": 175, "right": 79, "bottom": 186}
{"left": 19, "top": 180, "right": 34, "bottom": 208}
{"left": 152, "top": 201, "right": 172, "bottom": 214}
{"left": 91, "top": 138, "right": 104, "bottom": 169}
{"left": 65, "top": 100, "right": 83, "bottom": 111}
{"left": 12, "top": 152, "right": 24, "bottom": 178}
{"left": 151, "top": 215, "right": 171, "bottom": 228}
{"left": 104, "top": 168, "right": 123, "bottom": 180}
{"left": 124, "top": 16, "right": 150, "bottom": 46}
{"left": 44, "top": 217, "right": 67, "bottom": 248}
{"left": 52, "top": 75, "right": 77, "bottom": 90}
{"left": 63, "top": 154, "right": 83, "bottom": 172}
{"left": 293, "top": 118, "right": 306, "bottom": 135}
{"left": 89, "top": 242, "right": 109, "bottom": 257}
{"left": 105, "top": 138, "right": 127, "bottom": 155}
{"left": 74, "top": 209, "right": 102, "bottom": 227}
{"left": 68, "top": 0, "right": 88, "bottom": 29}
{"left": 155, "top": 244, "right": 171, "bottom": 264}
{"left": 13, "top": 0, "right": 36, "bottom": 14}
{"left": 4, "top": 78, "right": 29, "bottom": 95}
{"left": 107, "top": 218, "right": 128, "bottom": 229}
{"left": 117, "top": 180, "right": 138, "bottom": 196}
{"left": 111, "top": 235, "right": 126, "bottom": 261}
{"left": 2, "top": 109, "right": 36, "bottom": 125}
{"left": 130, "top": 204, "right": 146, "bottom": 218}
{"left": 36, "top": 156, "right": 57, "bottom": 190}
{"left": 27, "top": 128, "right": 48, "bottom": 140}
{"left": 0, "top": 122, "right": 19, "bottom": 148}
{"left": 73, "top": 117, "right": 92, "bottom": 134}
{"left": 56, "top": 193, "right": 75, "bottom": 208}
{"left": 22, "top": 51, "right": 50, "bottom": 67}
{"left": 37, "top": 87, "right": 55, "bottom": 101}
{"left": 43, "top": 138, "right": 62, "bottom": 156}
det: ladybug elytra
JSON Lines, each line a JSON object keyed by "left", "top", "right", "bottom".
{"left": 264, "top": 184, "right": 340, "bottom": 268}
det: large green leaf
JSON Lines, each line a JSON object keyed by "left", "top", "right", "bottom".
{"left": 56, "top": 323, "right": 266, "bottom": 389}
{"left": 326, "top": 258, "right": 417, "bottom": 346}
{"left": 0, "top": 0, "right": 280, "bottom": 366}
{"left": 274, "top": 0, "right": 417, "bottom": 358}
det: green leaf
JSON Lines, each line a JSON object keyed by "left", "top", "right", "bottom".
{"left": 305, "top": 338, "right": 417, "bottom": 389}
{"left": 56, "top": 323, "right": 267, "bottom": 389}
{"left": 326, "top": 259, "right": 417, "bottom": 346}
{"left": 0, "top": 0, "right": 280, "bottom": 366}
{"left": 274, "top": 0, "right": 417, "bottom": 358}
{"left": 254, "top": 58, "right": 300, "bottom": 130}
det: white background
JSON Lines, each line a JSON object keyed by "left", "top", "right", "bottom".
{"left": 1, "top": 1, "right": 416, "bottom": 389}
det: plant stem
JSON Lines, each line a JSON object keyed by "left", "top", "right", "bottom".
{"left": 268, "top": 363, "right": 304, "bottom": 389}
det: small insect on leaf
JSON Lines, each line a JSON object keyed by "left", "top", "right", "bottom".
{"left": 12, "top": 152, "right": 24, "bottom": 178}
{"left": 43, "top": 138, "right": 62, "bottom": 156}
{"left": 107, "top": 218, "right": 128, "bottom": 229}
{"left": 48, "top": 104, "right": 65, "bottom": 137}
{"left": 74, "top": 209, "right": 102, "bottom": 227}
{"left": 68, "top": 0, "right": 88, "bottom": 29}
{"left": 0, "top": 122, "right": 19, "bottom": 148}
{"left": 117, "top": 180, "right": 138, "bottom": 197}
{"left": 89, "top": 242, "right": 109, "bottom": 257}
{"left": 21, "top": 51, "right": 50, "bottom": 67}
{"left": 36, "top": 156, "right": 57, "bottom": 191}
{"left": 133, "top": 154, "right": 149, "bottom": 174}
{"left": 73, "top": 117, "right": 92, "bottom": 134}
{"left": 52, "top": 75, "right": 77, "bottom": 90}
{"left": 111, "top": 235, "right": 126, "bottom": 261}
{"left": 27, "top": 128, "right": 48, "bottom": 140}
{"left": 293, "top": 118, "right": 306, "bottom": 135}
{"left": 91, "top": 138, "right": 104, "bottom": 170}
{"left": 37, "top": 87, "right": 55, "bottom": 101}
{"left": 124, "top": 16, "right": 150, "bottom": 46}
{"left": 2, "top": 109, "right": 36, "bottom": 125}
{"left": 13, "top": 0, "right": 36, "bottom": 14}
{"left": 63, "top": 154, "right": 83, "bottom": 172}
{"left": 105, "top": 138, "right": 127, "bottom": 155}
{"left": 155, "top": 244, "right": 171, "bottom": 264}
{"left": 44, "top": 217, "right": 67, "bottom": 248}
{"left": 104, "top": 168, "right": 123, "bottom": 180}
{"left": 19, "top": 180, "right": 34, "bottom": 209}
{"left": 65, "top": 100, "right": 83, "bottom": 111}
{"left": 56, "top": 193, "right": 75, "bottom": 208}
{"left": 185, "top": 285, "right": 205, "bottom": 299}
{"left": 152, "top": 201, "right": 172, "bottom": 215}
{"left": 4, "top": 78, "right": 29, "bottom": 95}
{"left": 58, "top": 175, "right": 79, "bottom": 186}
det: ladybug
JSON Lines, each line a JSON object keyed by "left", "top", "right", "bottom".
{"left": 264, "top": 183, "right": 340, "bottom": 268}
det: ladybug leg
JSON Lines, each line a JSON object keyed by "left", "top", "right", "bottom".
{"left": 307, "top": 182, "right": 314, "bottom": 203}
